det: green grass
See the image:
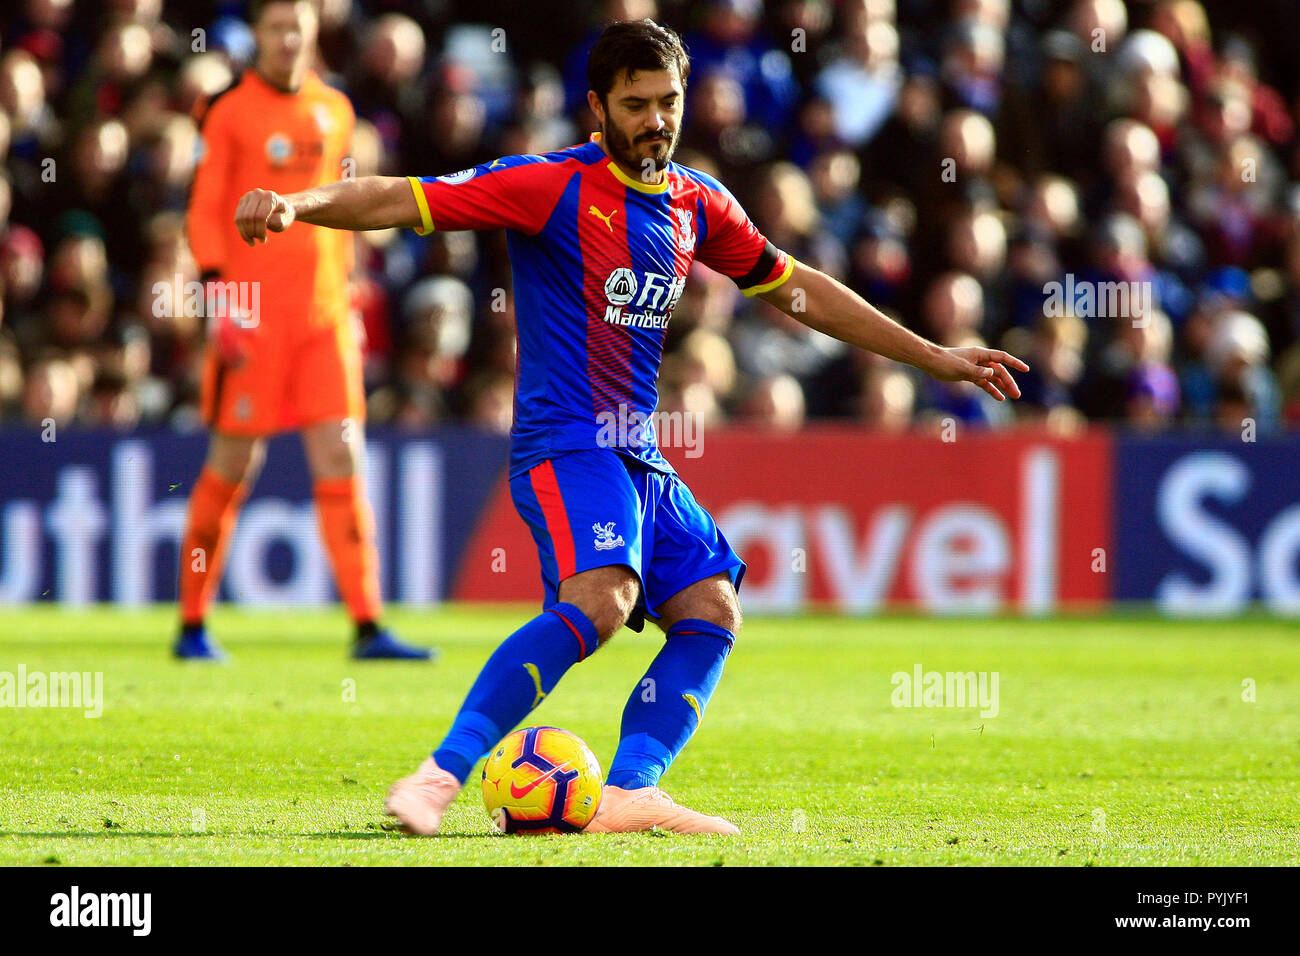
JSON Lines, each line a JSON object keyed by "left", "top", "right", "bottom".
{"left": 1, "top": 607, "right": 1297, "bottom": 866}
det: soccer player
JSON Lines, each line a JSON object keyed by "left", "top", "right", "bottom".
{"left": 177, "top": 0, "right": 431, "bottom": 661}
{"left": 233, "top": 19, "right": 1026, "bottom": 831}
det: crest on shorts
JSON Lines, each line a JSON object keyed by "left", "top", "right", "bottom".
{"left": 592, "top": 522, "right": 625, "bottom": 551}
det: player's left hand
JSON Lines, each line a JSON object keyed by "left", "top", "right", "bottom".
{"left": 927, "top": 346, "right": 1029, "bottom": 402}
{"left": 235, "top": 188, "right": 295, "bottom": 245}
{"left": 203, "top": 275, "right": 258, "bottom": 368}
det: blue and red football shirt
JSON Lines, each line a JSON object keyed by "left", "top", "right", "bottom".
{"left": 408, "top": 134, "right": 794, "bottom": 476}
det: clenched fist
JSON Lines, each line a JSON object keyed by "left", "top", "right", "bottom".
{"left": 235, "top": 188, "right": 296, "bottom": 245}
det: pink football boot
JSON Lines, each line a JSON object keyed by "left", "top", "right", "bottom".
{"left": 584, "top": 786, "right": 740, "bottom": 835}
{"left": 384, "top": 757, "right": 463, "bottom": 835}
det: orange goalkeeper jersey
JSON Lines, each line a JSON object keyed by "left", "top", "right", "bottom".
{"left": 187, "top": 69, "right": 355, "bottom": 330}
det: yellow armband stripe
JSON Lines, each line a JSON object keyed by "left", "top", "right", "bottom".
{"left": 741, "top": 255, "right": 796, "bottom": 297}
{"left": 407, "top": 176, "right": 434, "bottom": 235}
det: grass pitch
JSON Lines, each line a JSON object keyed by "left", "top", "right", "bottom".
{"left": 1, "top": 607, "right": 1297, "bottom": 866}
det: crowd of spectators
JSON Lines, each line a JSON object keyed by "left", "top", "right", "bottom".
{"left": 3, "top": 0, "right": 1300, "bottom": 436}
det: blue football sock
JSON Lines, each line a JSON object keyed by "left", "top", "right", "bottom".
{"left": 432, "top": 602, "right": 598, "bottom": 783}
{"left": 606, "top": 619, "right": 734, "bottom": 790}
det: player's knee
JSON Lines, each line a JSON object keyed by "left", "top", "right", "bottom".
{"left": 304, "top": 427, "right": 359, "bottom": 479}
{"left": 695, "top": 589, "right": 741, "bottom": 637}
{"left": 244, "top": 447, "right": 266, "bottom": 486}
{"left": 661, "top": 576, "right": 742, "bottom": 638}
{"left": 560, "top": 567, "right": 639, "bottom": 644}
{"left": 717, "top": 594, "right": 742, "bottom": 637}
{"left": 587, "top": 580, "right": 638, "bottom": 643}
{"left": 208, "top": 436, "right": 263, "bottom": 485}
{"left": 321, "top": 447, "right": 356, "bottom": 478}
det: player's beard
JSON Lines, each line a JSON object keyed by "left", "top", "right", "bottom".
{"left": 604, "top": 119, "right": 678, "bottom": 177}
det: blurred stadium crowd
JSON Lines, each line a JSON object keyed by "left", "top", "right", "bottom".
{"left": 2, "top": 0, "right": 1300, "bottom": 435}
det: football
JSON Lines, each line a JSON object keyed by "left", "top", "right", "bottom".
{"left": 481, "top": 726, "right": 604, "bottom": 834}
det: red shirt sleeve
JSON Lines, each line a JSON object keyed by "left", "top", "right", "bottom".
{"left": 694, "top": 178, "right": 795, "bottom": 296}
{"left": 408, "top": 156, "right": 574, "bottom": 236}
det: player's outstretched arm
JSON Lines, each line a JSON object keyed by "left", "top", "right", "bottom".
{"left": 758, "top": 260, "right": 1029, "bottom": 402}
{"left": 235, "top": 176, "right": 420, "bottom": 246}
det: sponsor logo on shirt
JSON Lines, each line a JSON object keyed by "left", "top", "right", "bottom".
{"left": 604, "top": 268, "right": 637, "bottom": 305}
{"left": 601, "top": 269, "right": 685, "bottom": 330}
{"left": 265, "top": 133, "right": 292, "bottom": 165}
{"left": 588, "top": 204, "right": 618, "bottom": 231}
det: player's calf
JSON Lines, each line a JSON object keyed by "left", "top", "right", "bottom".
{"left": 407, "top": 601, "right": 602, "bottom": 823}
{"left": 598, "top": 574, "right": 740, "bottom": 805}
{"left": 605, "top": 617, "right": 734, "bottom": 790}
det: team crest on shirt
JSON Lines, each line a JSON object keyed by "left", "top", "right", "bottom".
{"left": 265, "top": 133, "right": 291, "bottom": 166}
{"left": 437, "top": 168, "right": 476, "bottom": 184}
{"left": 673, "top": 207, "right": 695, "bottom": 252}
{"left": 592, "top": 522, "right": 625, "bottom": 551}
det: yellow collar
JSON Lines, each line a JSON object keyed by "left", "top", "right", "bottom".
{"left": 606, "top": 159, "right": 669, "bottom": 194}
{"left": 590, "top": 132, "right": 669, "bottom": 193}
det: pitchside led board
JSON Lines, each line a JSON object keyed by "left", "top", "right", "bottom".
{"left": 0, "top": 426, "right": 1297, "bottom": 616}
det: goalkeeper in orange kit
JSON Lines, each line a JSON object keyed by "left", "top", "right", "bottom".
{"left": 175, "top": 0, "right": 432, "bottom": 660}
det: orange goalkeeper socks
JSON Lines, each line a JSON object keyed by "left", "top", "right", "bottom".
{"left": 314, "top": 475, "right": 383, "bottom": 625}
{"left": 178, "top": 466, "right": 248, "bottom": 626}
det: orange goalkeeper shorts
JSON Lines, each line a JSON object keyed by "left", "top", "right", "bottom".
{"left": 200, "top": 315, "right": 366, "bottom": 436}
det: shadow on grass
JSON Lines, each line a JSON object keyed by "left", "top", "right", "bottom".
{"left": 2, "top": 831, "right": 217, "bottom": 839}
{"left": 0, "top": 828, "right": 503, "bottom": 841}
{"left": 303, "top": 830, "right": 502, "bottom": 840}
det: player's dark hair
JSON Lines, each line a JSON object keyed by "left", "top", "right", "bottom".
{"left": 587, "top": 19, "right": 690, "bottom": 108}
{"left": 247, "top": 0, "right": 317, "bottom": 25}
